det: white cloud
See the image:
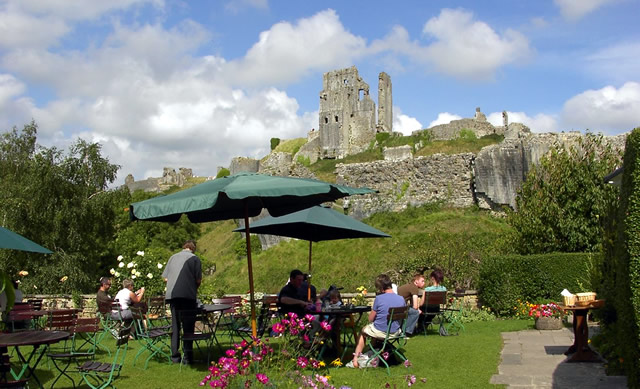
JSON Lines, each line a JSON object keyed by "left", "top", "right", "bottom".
{"left": 428, "top": 112, "right": 462, "bottom": 128}
{"left": 225, "top": 9, "right": 367, "bottom": 86}
{"left": 487, "top": 111, "right": 558, "bottom": 133}
{"left": 554, "top": 0, "right": 617, "bottom": 21}
{"left": 393, "top": 108, "right": 423, "bottom": 135}
{"left": 369, "top": 9, "right": 533, "bottom": 80}
{"left": 0, "top": 74, "right": 25, "bottom": 105}
{"left": 584, "top": 41, "right": 640, "bottom": 84}
{"left": 562, "top": 82, "right": 640, "bottom": 134}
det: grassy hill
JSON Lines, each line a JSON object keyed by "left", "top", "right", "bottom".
{"left": 196, "top": 203, "right": 515, "bottom": 295}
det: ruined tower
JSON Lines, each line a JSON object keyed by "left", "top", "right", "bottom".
{"left": 318, "top": 66, "right": 376, "bottom": 159}
{"left": 377, "top": 72, "right": 392, "bottom": 133}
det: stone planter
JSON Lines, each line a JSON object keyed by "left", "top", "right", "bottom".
{"left": 535, "top": 316, "right": 563, "bottom": 330}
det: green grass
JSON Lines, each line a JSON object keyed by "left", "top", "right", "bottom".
{"left": 273, "top": 138, "right": 307, "bottom": 155}
{"left": 202, "top": 204, "right": 515, "bottom": 294}
{"left": 415, "top": 134, "right": 504, "bottom": 157}
{"left": 28, "top": 319, "right": 532, "bottom": 388}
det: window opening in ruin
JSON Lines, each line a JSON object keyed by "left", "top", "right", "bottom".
{"left": 343, "top": 79, "right": 348, "bottom": 85}
{"left": 359, "top": 89, "right": 364, "bottom": 100}
{"left": 324, "top": 117, "right": 329, "bottom": 124}
{"left": 335, "top": 115, "right": 339, "bottom": 123}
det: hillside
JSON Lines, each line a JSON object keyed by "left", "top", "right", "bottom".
{"left": 197, "top": 204, "right": 516, "bottom": 295}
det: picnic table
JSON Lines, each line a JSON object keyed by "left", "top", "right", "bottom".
{"left": 559, "top": 300, "right": 605, "bottom": 362}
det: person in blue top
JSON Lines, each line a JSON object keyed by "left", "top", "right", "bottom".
{"left": 424, "top": 269, "right": 446, "bottom": 292}
{"left": 352, "top": 273, "right": 405, "bottom": 368}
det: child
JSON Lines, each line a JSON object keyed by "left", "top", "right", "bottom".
{"left": 324, "top": 289, "right": 343, "bottom": 309}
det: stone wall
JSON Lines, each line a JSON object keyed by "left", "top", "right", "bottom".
{"left": 335, "top": 153, "right": 475, "bottom": 219}
{"left": 230, "top": 157, "right": 259, "bottom": 175}
{"left": 421, "top": 111, "right": 502, "bottom": 141}
{"left": 123, "top": 166, "right": 194, "bottom": 193}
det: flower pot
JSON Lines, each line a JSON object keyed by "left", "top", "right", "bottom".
{"left": 535, "top": 316, "right": 563, "bottom": 330}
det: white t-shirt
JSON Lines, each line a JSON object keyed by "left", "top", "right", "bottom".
{"left": 115, "top": 288, "right": 132, "bottom": 310}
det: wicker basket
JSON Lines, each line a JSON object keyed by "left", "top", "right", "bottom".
{"left": 563, "top": 295, "right": 576, "bottom": 306}
{"left": 576, "top": 292, "right": 596, "bottom": 303}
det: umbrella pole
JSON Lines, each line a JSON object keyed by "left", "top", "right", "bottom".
{"left": 307, "top": 241, "right": 312, "bottom": 301}
{"left": 244, "top": 201, "right": 258, "bottom": 339}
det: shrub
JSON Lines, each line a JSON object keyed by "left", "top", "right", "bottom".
{"left": 216, "top": 168, "right": 230, "bottom": 178}
{"left": 233, "top": 235, "right": 262, "bottom": 259}
{"left": 478, "top": 252, "right": 598, "bottom": 316}
{"left": 270, "top": 137, "right": 281, "bottom": 151}
{"left": 296, "top": 155, "right": 311, "bottom": 167}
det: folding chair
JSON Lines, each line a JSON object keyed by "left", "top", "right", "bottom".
{"left": 146, "top": 296, "right": 171, "bottom": 330}
{"left": 130, "top": 306, "right": 172, "bottom": 369}
{"left": 420, "top": 291, "right": 447, "bottom": 336}
{"left": 211, "top": 297, "right": 244, "bottom": 343}
{"left": 5, "top": 304, "right": 34, "bottom": 332}
{"left": 364, "top": 306, "right": 409, "bottom": 376}
{"left": 178, "top": 309, "right": 213, "bottom": 369}
{"left": 78, "top": 327, "right": 131, "bottom": 389}
{"left": 26, "top": 299, "right": 42, "bottom": 311}
{"left": 232, "top": 296, "right": 274, "bottom": 341}
{"left": 0, "top": 352, "right": 29, "bottom": 388}
{"left": 48, "top": 317, "right": 101, "bottom": 388}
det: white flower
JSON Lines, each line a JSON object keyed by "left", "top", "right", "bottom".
{"left": 132, "top": 275, "right": 136, "bottom": 279}
{"left": 136, "top": 251, "right": 145, "bottom": 256}
{"left": 114, "top": 271, "right": 120, "bottom": 277}
{"left": 118, "top": 262, "right": 125, "bottom": 268}
{"left": 110, "top": 268, "right": 116, "bottom": 275}
{"left": 147, "top": 273, "right": 153, "bottom": 279}
{"left": 157, "top": 263, "right": 163, "bottom": 269}
{"left": 117, "top": 255, "right": 124, "bottom": 261}
{"left": 131, "top": 269, "right": 136, "bottom": 275}
{"left": 135, "top": 271, "right": 142, "bottom": 277}
{"left": 33, "top": 284, "right": 37, "bottom": 289}
{"left": 127, "top": 262, "right": 134, "bottom": 268}
{"left": 60, "top": 276, "right": 68, "bottom": 282}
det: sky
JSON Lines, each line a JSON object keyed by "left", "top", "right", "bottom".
{"left": 0, "top": 0, "right": 639, "bottom": 183}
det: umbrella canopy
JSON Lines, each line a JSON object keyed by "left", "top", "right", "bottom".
{"left": 233, "top": 206, "right": 390, "bottom": 299}
{"left": 233, "top": 205, "right": 390, "bottom": 241}
{"left": 0, "top": 226, "right": 53, "bottom": 254}
{"left": 129, "top": 172, "right": 376, "bottom": 337}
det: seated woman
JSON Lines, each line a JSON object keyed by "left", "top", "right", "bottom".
{"left": 114, "top": 278, "right": 145, "bottom": 321}
{"left": 425, "top": 269, "right": 446, "bottom": 292}
{"left": 352, "top": 274, "right": 404, "bottom": 368}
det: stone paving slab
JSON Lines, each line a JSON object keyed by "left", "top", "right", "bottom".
{"left": 490, "top": 325, "right": 628, "bottom": 388}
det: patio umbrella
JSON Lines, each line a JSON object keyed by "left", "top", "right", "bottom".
{"left": 129, "top": 172, "right": 376, "bottom": 337}
{"left": 0, "top": 226, "right": 53, "bottom": 254}
{"left": 233, "top": 205, "right": 390, "bottom": 299}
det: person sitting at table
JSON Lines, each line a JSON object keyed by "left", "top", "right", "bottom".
{"left": 397, "top": 273, "right": 426, "bottom": 336}
{"left": 13, "top": 281, "right": 23, "bottom": 303}
{"left": 97, "top": 277, "right": 113, "bottom": 304}
{"left": 351, "top": 273, "right": 405, "bottom": 368}
{"left": 114, "top": 278, "right": 145, "bottom": 321}
{"left": 324, "top": 289, "right": 342, "bottom": 309}
{"left": 278, "top": 269, "right": 309, "bottom": 317}
{"left": 425, "top": 269, "right": 446, "bottom": 292}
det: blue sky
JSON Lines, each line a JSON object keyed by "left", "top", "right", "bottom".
{"left": 0, "top": 0, "right": 638, "bottom": 182}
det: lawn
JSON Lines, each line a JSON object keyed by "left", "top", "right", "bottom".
{"left": 27, "top": 319, "right": 532, "bottom": 389}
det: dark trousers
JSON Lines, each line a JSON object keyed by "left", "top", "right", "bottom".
{"left": 168, "top": 298, "right": 197, "bottom": 362}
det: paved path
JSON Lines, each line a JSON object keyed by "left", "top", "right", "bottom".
{"left": 490, "top": 325, "right": 627, "bottom": 388}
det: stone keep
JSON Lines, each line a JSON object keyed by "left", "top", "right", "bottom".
{"left": 318, "top": 66, "right": 391, "bottom": 159}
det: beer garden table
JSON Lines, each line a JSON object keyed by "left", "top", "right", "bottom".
{"left": 559, "top": 300, "right": 605, "bottom": 363}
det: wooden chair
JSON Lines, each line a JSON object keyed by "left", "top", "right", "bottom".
{"left": 146, "top": 296, "right": 171, "bottom": 330}
{"left": 48, "top": 317, "right": 101, "bottom": 388}
{"left": 78, "top": 327, "right": 131, "bottom": 389}
{"left": 0, "top": 352, "right": 28, "bottom": 388}
{"left": 26, "top": 299, "right": 42, "bottom": 311}
{"left": 5, "top": 304, "right": 34, "bottom": 332}
{"left": 364, "top": 306, "right": 409, "bottom": 376}
{"left": 130, "top": 306, "right": 172, "bottom": 369}
{"left": 419, "top": 291, "right": 447, "bottom": 335}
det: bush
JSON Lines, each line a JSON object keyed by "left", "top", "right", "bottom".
{"left": 478, "top": 252, "right": 598, "bottom": 316}
{"left": 270, "top": 138, "right": 280, "bottom": 151}
{"left": 216, "top": 168, "right": 230, "bottom": 178}
{"left": 233, "top": 235, "right": 262, "bottom": 259}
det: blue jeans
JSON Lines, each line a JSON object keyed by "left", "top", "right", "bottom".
{"left": 406, "top": 307, "right": 420, "bottom": 335}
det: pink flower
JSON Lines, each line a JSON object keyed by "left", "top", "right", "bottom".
{"left": 244, "top": 380, "right": 252, "bottom": 388}
{"left": 404, "top": 359, "right": 412, "bottom": 368}
{"left": 272, "top": 322, "right": 285, "bottom": 334}
{"left": 310, "top": 359, "right": 320, "bottom": 369}
{"left": 226, "top": 349, "right": 237, "bottom": 357}
{"left": 289, "top": 312, "right": 298, "bottom": 320}
{"left": 382, "top": 351, "right": 389, "bottom": 360}
{"left": 240, "top": 340, "right": 249, "bottom": 348}
{"left": 315, "top": 374, "right": 328, "bottom": 385}
{"left": 302, "top": 334, "right": 310, "bottom": 342}
{"left": 406, "top": 374, "right": 416, "bottom": 387}
{"left": 305, "top": 314, "right": 315, "bottom": 322}
{"left": 256, "top": 373, "right": 269, "bottom": 385}
{"left": 297, "top": 356, "right": 309, "bottom": 368}
{"left": 210, "top": 379, "right": 225, "bottom": 388}
{"left": 210, "top": 366, "right": 221, "bottom": 376}
{"left": 240, "top": 359, "right": 250, "bottom": 369}
{"left": 320, "top": 321, "right": 332, "bottom": 331}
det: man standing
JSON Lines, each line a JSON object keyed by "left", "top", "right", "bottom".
{"left": 163, "top": 240, "right": 202, "bottom": 365}
{"left": 397, "top": 274, "right": 426, "bottom": 336}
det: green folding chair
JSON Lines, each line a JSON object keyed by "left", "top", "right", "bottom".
{"left": 364, "top": 306, "right": 409, "bottom": 376}
{"left": 78, "top": 327, "right": 131, "bottom": 389}
{"left": 130, "top": 306, "right": 172, "bottom": 369}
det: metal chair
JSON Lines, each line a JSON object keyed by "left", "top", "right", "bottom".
{"left": 130, "top": 306, "right": 172, "bottom": 369}
{"left": 48, "top": 317, "right": 101, "bottom": 388}
{"left": 146, "top": 296, "right": 171, "bottom": 330}
{"left": 364, "top": 306, "right": 409, "bottom": 376}
{"left": 211, "top": 297, "right": 244, "bottom": 342}
{"left": 0, "top": 352, "right": 29, "bottom": 388}
{"left": 420, "top": 291, "right": 463, "bottom": 336}
{"left": 78, "top": 327, "right": 131, "bottom": 389}
{"left": 178, "top": 309, "right": 213, "bottom": 368}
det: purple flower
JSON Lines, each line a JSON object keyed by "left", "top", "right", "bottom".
{"left": 272, "top": 322, "right": 285, "bottom": 334}
{"left": 403, "top": 359, "right": 412, "bottom": 368}
{"left": 297, "top": 356, "right": 309, "bottom": 368}
{"left": 225, "top": 349, "right": 236, "bottom": 357}
{"left": 305, "top": 314, "right": 315, "bottom": 322}
{"left": 382, "top": 351, "right": 389, "bottom": 360}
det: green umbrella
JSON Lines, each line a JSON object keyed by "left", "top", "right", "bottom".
{"left": 0, "top": 226, "right": 53, "bottom": 254}
{"left": 233, "top": 205, "right": 390, "bottom": 299}
{"left": 129, "top": 172, "right": 376, "bottom": 337}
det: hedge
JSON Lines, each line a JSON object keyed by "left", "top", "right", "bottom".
{"left": 600, "top": 128, "right": 640, "bottom": 387}
{"left": 478, "top": 252, "right": 598, "bottom": 315}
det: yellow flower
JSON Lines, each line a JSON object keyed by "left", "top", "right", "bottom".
{"left": 319, "top": 361, "right": 326, "bottom": 367}
{"left": 331, "top": 358, "right": 343, "bottom": 367}
{"left": 18, "top": 270, "right": 29, "bottom": 277}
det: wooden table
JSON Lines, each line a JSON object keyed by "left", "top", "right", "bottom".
{"left": 559, "top": 301, "right": 605, "bottom": 363}
{"left": 0, "top": 330, "right": 70, "bottom": 388}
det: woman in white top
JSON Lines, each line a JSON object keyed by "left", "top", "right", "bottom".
{"left": 113, "top": 278, "right": 145, "bottom": 320}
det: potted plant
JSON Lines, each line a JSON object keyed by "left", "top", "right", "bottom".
{"left": 529, "top": 302, "right": 564, "bottom": 330}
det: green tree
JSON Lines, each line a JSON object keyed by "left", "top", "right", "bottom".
{"left": 0, "top": 122, "right": 125, "bottom": 293}
{"left": 508, "top": 133, "right": 622, "bottom": 254}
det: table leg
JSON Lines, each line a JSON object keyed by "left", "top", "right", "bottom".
{"left": 566, "top": 309, "right": 600, "bottom": 363}
{"left": 14, "top": 344, "right": 49, "bottom": 389}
